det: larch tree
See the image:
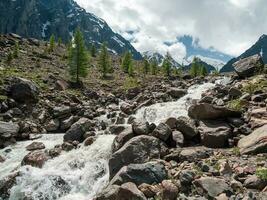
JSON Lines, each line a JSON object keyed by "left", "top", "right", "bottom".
{"left": 49, "top": 34, "right": 55, "bottom": 52}
{"left": 142, "top": 57, "right": 150, "bottom": 75}
{"left": 68, "top": 29, "right": 89, "bottom": 84}
{"left": 162, "top": 52, "right": 172, "bottom": 77}
{"left": 150, "top": 60, "right": 158, "bottom": 75}
{"left": 190, "top": 57, "right": 199, "bottom": 78}
{"left": 98, "top": 42, "right": 112, "bottom": 78}
{"left": 122, "top": 51, "right": 132, "bottom": 73}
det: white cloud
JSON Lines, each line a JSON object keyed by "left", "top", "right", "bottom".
{"left": 75, "top": 0, "right": 267, "bottom": 61}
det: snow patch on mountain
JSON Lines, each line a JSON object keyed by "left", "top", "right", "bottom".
{"left": 188, "top": 55, "right": 225, "bottom": 70}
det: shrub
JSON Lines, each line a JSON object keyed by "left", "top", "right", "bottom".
{"left": 256, "top": 168, "right": 267, "bottom": 180}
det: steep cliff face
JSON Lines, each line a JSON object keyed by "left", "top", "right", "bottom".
{"left": 0, "top": 0, "right": 142, "bottom": 59}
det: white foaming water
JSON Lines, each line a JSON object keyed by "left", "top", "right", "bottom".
{"left": 8, "top": 134, "right": 115, "bottom": 200}
{"left": 0, "top": 134, "right": 63, "bottom": 180}
{"left": 134, "top": 82, "right": 216, "bottom": 125}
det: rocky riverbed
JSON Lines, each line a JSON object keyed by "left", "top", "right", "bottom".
{"left": 0, "top": 34, "right": 267, "bottom": 200}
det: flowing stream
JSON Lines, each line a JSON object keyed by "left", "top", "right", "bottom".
{"left": 0, "top": 78, "right": 229, "bottom": 200}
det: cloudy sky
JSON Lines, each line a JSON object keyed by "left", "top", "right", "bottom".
{"left": 75, "top": 0, "right": 267, "bottom": 62}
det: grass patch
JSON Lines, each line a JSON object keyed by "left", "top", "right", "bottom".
{"left": 227, "top": 99, "right": 248, "bottom": 111}
{"left": 256, "top": 168, "right": 267, "bottom": 180}
{"left": 242, "top": 79, "right": 267, "bottom": 95}
{"left": 122, "top": 77, "right": 140, "bottom": 91}
{"left": 231, "top": 147, "right": 241, "bottom": 156}
{"left": 0, "top": 95, "right": 7, "bottom": 102}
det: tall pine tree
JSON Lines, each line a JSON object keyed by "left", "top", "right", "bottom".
{"left": 200, "top": 65, "right": 208, "bottom": 76}
{"left": 142, "top": 57, "right": 150, "bottom": 75}
{"left": 98, "top": 42, "right": 112, "bottom": 78}
{"left": 122, "top": 51, "right": 132, "bottom": 73}
{"left": 190, "top": 57, "right": 199, "bottom": 78}
{"left": 90, "top": 43, "right": 97, "bottom": 57}
{"left": 150, "top": 60, "right": 158, "bottom": 75}
{"left": 48, "top": 34, "right": 55, "bottom": 52}
{"left": 162, "top": 52, "right": 172, "bottom": 77}
{"left": 68, "top": 29, "right": 89, "bottom": 84}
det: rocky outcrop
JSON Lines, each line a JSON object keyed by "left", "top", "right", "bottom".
{"left": 26, "top": 142, "right": 45, "bottom": 151}
{"left": 110, "top": 161, "right": 167, "bottom": 186}
{"left": 22, "top": 151, "right": 49, "bottom": 168}
{"left": 188, "top": 103, "right": 241, "bottom": 120}
{"left": 238, "top": 125, "right": 267, "bottom": 154}
{"left": 108, "top": 135, "right": 168, "bottom": 179}
{"left": 9, "top": 77, "right": 39, "bottom": 103}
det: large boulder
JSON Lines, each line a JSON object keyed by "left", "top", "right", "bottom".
{"left": 26, "top": 142, "right": 45, "bottom": 151}
{"left": 109, "top": 135, "right": 168, "bottom": 179}
{"left": 233, "top": 55, "right": 264, "bottom": 78}
{"left": 63, "top": 118, "right": 94, "bottom": 143}
{"left": 96, "top": 182, "right": 147, "bottom": 200}
{"left": 152, "top": 123, "right": 172, "bottom": 142}
{"left": 132, "top": 120, "right": 150, "bottom": 135}
{"left": 110, "top": 161, "right": 167, "bottom": 186}
{"left": 176, "top": 117, "right": 198, "bottom": 139}
{"left": 53, "top": 106, "right": 72, "bottom": 118}
{"left": 0, "top": 121, "right": 19, "bottom": 139}
{"left": 9, "top": 77, "right": 39, "bottom": 103}
{"left": 193, "top": 177, "right": 231, "bottom": 198}
{"left": 112, "top": 126, "right": 134, "bottom": 153}
{"left": 188, "top": 103, "right": 241, "bottom": 120}
{"left": 238, "top": 124, "right": 267, "bottom": 154}
{"left": 198, "top": 121, "right": 232, "bottom": 148}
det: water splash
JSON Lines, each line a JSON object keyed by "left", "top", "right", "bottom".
{"left": 134, "top": 82, "right": 216, "bottom": 125}
{"left": 9, "top": 135, "right": 115, "bottom": 200}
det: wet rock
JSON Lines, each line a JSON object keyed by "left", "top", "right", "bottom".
{"left": 152, "top": 123, "right": 172, "bottom": 142}
{"left": 164, "top": 117, "right": 177, "bottom": 129}
{"left": 0, "top": 155, "right": 5, "bottom": 163}
{"left": 48, "top": 147, "right": 62, "bottom": 158}
{"left": 188, "top": 103, "right": 241, "bottom": 120}
{"left": 9, "top": 77, "right": 39, "bottom": 103}
{"left": 176, "top": 116, "right": 198, "bottom": 139}
{"left": 112, "top": 126, "right": 134, "bottom": 153}
{"left": 0, "top": 121, "right": 19, "bottom": 139}
{"left": 84, "top": 136, "right": 96, "bottom": 146}
{"left": 243, "top": 175, "right": 267, "bottom": 190}
{"left": 198, "top": 121, "right": 232, "bottom": 148}
{"left": 172, "top": 131, "right": 184, "bottom": 147}
{"left": 61, "top": 142, "right": 74, "bottom": 151}
{"left": 160, "top": 180, "right": 179, "bottom": 200}
{"left": 179, "top": 170, "right": 196, "bottom": 187}
{"left": 109, "top": 135, "right": 168, "bottom": 179}
{"left": 132, "top": 120, "right": 150, "bottom": 135}
{"left": 233, "top": 54, "right": 264, "bottom": 78}
{"left": 109, "top": 125, "right": 130, "bottom": 135}
{"left": 110, "top": 161, "right": 167, "bottom": 186}
{"left": 238, "top": 124, "right": 267, "bottom": 154}
{"left": 120, "top": 102, "right": 133, "bottom": 115}
{"left": 22, "top": 150, "right": 49, "bottom": 168}
{"left": 26, "top": 142, "right": 45, "bottom": 151}
{"left": 64, "top": 118, "right": 94, "bottom": 143}
{"left": 193, "top": 177, "right": 231, "bottom": 198}
{"left": 45, "top": 119, "right": 60, "bottom": 132}
{"left": 167, "top": 88, "right": 187, "bottom": 99}
{"left": 0, "top": 172, "right": 19, "bottom": 199}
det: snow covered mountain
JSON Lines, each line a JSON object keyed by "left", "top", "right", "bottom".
{"left": 0, "top": 0, "right": 142, "bottom": 59}
{"left": 187, "top": 55, "right": 225, "bottom": 71}
{"left": 143, "top": 51, "right": 181, "bottom": 67}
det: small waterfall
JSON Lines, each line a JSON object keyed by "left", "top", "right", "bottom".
{"left": 134, "top": 82, "right": 216, "bottom": 125}
{"left": 9, "top": 135, "right": 115, "bottom": 200}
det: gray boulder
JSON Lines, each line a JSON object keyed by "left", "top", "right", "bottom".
{"left": 188, "top": 103, "right": 241, "bottom": 120}
{"left": 132, "top": 120, "right": 150, "bottom": 135}
{"left": 198, "top": 121, "right": 232, "bottom": 148}
{"left": 110, "top": 161, "right": 167, "bottom": 186}
{"left": 0, "top": 121, "right": 19, "bottom": 139}
{"left": 152, "top": 123, "right": 172, "bottom": 141}
{"left": 64, "top": 118, "right": 94, "bottom": 143}
{"left": 112, "top": 126, "right": 134, "bottom": 153}
{"left": 109, "top": 135, "right": 168, "bottom": 179}
{"left": 26, "top": 142, "right": 45, "bottom": 151}
{"left": 233, "top": 54, "right": 264, "bottom": 78}
{"left": 238, "top": 124, "right": 267, "bottom": 154}
{"left": 176, "top": 116, "right": 198, "bottom": 139}
{"left": 167, "top": 88, "right": 187, "bottom": 99}
{"left": 9, "top": 77, "right": 39, "bottom": 103}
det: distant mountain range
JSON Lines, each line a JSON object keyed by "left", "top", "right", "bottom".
{"left": 0, "top": 0, "right": 142, "bottom": 59}
{"left": 220, "top": 34, "right": 267, "bottom": 72}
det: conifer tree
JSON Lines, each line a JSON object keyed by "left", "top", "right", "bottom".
{"left": 190, "top": 57, "right": 199, "bottom": 78}
{"left": 13, "top": 42, "right": 19, "bottom": 58}
{"left": 49, "top": 34, "right": 55, "bottom": 52}
{"left": 200, "top": 65, "right": 208, "bottom": 76}
{"left": 90, "top": 43, "right": 97, "bottom": 57}
{"left": 98, "top": 42, "right": 112, "bottom": 78}
{"left": 150, "top": 60, "right": 158, "bottom": 75}
{"left": 6, "top": 52, "right": 13, "bottom": 64}
{"left": 162, "top": 52, "right": 172, "bottom": 77}
{"left": 68, "top": 29, "right": 89, "bottom": 84}
{"left": 142, "top": 57, "right": 150, "bottom": 75}
{"left": 58, "top": 37, "right": 62, "bottom": 46}
{"left": 128, "top": 62, "right": 134, "bottom": 77}
{"left": 122, "top": 51, "right": 132, "bottom": 73}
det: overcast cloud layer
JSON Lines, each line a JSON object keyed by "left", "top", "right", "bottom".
{"left": 75, "top": 0, "right": 267, "bottom": 62}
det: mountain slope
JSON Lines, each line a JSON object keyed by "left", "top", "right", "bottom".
{"left": 221, "top": 34, "right": 267, "bottom": 72}
{"left": 184, "top": 57, "right": 216, "bottom": 73}
{"left": 0, "top": 0, "right": 142, "bottom": 59}
{"left": 187, "top": 55, "right": 225, "bottom": 71}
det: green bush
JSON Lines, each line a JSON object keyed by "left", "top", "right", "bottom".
{"left": 227, "top": 99, "right": 248, "bottom": 111}
{"left": 256, "top": 168, "right": 267, "bottom": 180}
